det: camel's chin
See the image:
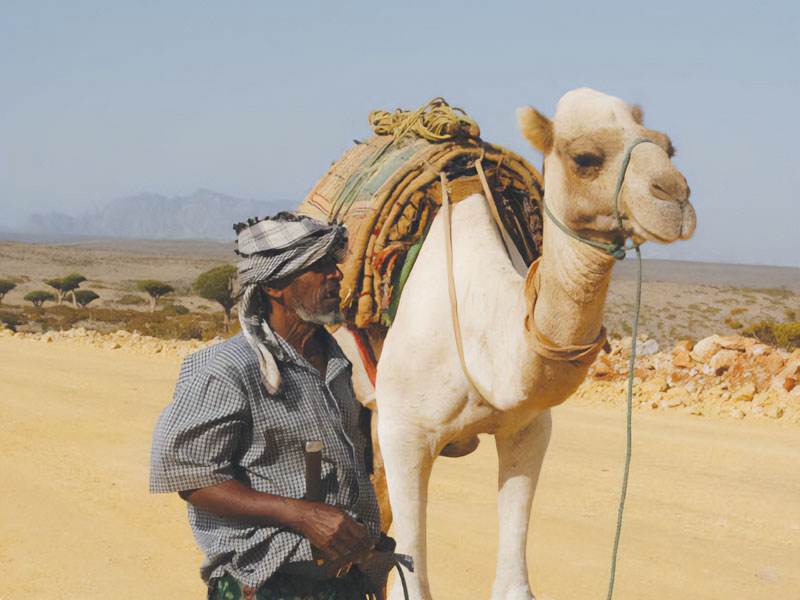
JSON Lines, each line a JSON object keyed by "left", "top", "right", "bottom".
{"left": 628, "top": 197, "right": 696, "bottom": 244}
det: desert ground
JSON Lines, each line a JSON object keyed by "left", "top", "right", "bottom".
{"left": 1, "top": 239, "right": 799, "bottom": 599}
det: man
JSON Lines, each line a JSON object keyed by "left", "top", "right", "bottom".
{"left": 150, "top": 213, "right": 390, "bottom": 599}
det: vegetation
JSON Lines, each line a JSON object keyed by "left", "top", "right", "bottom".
{"left": 0, "top": 310, "right": 21, "bottom": 331}
{"left": 194, "top": 265, "right": 237, "bottom": 331}
{"left": 743, "top": 320, "right": 800, "bottom": 351}
{"left": 44, "top": 273, "right": 86, "bottom": 306}
{"left": 136, "top": 280, "right": 174, "bottom": 312}
{"left": 0, "top": 304, "right": 235, "bottom": 340}
{"left": 0, "top": 279, "right": 16, "bottom": 303}
{"left": 24, "top": 290, "right": 56, "bottom": 307}
{"left": 162, "top": 303, "right": 190, "bottom": 315}
{"left": 117, "top": 294, "right": 146, "bottom": 305}
{"left": 72, "top": 290, "right": 100, "bottom": 308}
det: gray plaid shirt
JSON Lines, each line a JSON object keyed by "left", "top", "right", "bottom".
{"left": 150, "top": 330, "right": 381, "bottom": 590}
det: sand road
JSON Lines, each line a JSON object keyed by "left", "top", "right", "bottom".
{"left": 1, "top": 337, "right": 798, "bottom": 599}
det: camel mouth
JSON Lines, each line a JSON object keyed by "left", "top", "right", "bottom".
{"left": 626, "top": 195, "right": 696, "bottom": 244}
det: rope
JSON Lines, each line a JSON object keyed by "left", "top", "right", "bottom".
{"left": 440, "top": 171, "right": 492, "bottom": 404}
{"left": 369, "top": 98, "right": 480, "bottom": 143}
{"left": 541, "top": 139, "right": 655, "bottom": 261}
{"left": 606, "top": 245, "right": 642, "bottom": 600}
{"left": 537, "top": 138, "right": 654, "bottom": 598}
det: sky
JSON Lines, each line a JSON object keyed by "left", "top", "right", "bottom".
{"left": 1, "top": 0, "right": 798, "bottom": 267}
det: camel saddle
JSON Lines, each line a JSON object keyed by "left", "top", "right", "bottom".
{"left": 298, "top": 98, "right": 544, "bottom": 331}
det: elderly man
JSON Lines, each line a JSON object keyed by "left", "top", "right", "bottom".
{"left": 150, "top": 213, "right": 390, "bottom": 599}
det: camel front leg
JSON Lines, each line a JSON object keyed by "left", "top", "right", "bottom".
{"left": 378, "top": 416, "right": 436, "bottom": 600}
{"left": 492, "top": 409, "right": 552, "bottom": 600}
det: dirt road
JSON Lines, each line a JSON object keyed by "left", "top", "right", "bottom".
{"left": 1, "top": 337, "right": 797, "bottom": 599}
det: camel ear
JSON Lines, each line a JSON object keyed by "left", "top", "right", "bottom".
{"left": 516, "top": 106, "right": 554, "bottom": 154}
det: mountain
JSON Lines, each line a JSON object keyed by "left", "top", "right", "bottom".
{"left": 24, "top": 189, "right": 292, "bottom": 241}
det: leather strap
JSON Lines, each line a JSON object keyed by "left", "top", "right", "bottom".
{"left": 524, "top": 259, "right": 607, "bottom": 365}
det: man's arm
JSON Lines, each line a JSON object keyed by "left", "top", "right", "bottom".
{"left": 179, "top": 480, "right": 373, "bottom": 567}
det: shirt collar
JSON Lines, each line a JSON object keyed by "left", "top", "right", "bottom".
{"left": 268, "top": 323, "right": 351, "bottom": 382}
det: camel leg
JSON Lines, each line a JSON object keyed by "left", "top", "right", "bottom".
{"left": 378, "top": 416, "right": 436, "bottom": 600}
{"left": 491, "top": 409, "right": 552, "bottom": 600}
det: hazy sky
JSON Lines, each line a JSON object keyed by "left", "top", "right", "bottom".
{"left": 2, "top": 0, "right": 798, "bottom": 266}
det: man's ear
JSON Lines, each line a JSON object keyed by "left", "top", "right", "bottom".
{"left": 261, "top": 285, "right": 284, "bottom": 301}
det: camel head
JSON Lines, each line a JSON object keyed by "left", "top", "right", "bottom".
{"left": 517, "top": 88, "right": 695, "bottom": 249}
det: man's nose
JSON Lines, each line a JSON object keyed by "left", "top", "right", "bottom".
{"left": 328, "top": 265, "right": 343, "bottom": 281}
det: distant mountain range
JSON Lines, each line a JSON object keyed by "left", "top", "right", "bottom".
{"left": 22, "top": 189, "right": 292, "bottom": 241}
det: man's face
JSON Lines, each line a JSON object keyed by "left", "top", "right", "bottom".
{"left": 265, "top": 255, "right": 344, "bottom": 325}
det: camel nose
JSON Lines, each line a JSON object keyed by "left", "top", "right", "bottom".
{"left": 650, "top": 173, "right": 690, "bottom": 204}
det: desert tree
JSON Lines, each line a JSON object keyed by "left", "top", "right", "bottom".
{"left": 194, "top": 264, "right": 237, "bottom": 332}
{"left": 44, "top": 273, "right": 86, "bottom": 306}
{"left": 24, "top": 290, "right": 56, "bottom": 308}
{"left": 136, "top": 280, "right": 174, "bottom": 312}
{"left": 72, "top": 290, "right": 100, "bottom": 308}
{"left": 0, "top": 280, "right": 16, "bottom": 304}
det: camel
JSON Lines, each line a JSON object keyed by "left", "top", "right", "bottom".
{"left": 331, "top": 87, "right": 695, "bottom": 600}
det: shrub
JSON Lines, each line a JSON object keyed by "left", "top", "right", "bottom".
{"left": 24, "top": 290, "right": 56, "bottom": 307}
{"left": 743, "top": 320, "right": 800, "bottom": 351}
{"left": 118, "top": 294, "right": 146, "bottom": 305}
{"left": 136, "top": 280, "right": 175, "bottom": 312}
{"left": 0, "top": 280, "right": 16, "bottom": 303}
{"left": 44, "top": 273, "right": 86, "bottom": 305}
{"left": 73, "top": 290, "right": 100, "bottom": 308}
{"left": 163, "top": 304, "right": 190, "bottom": 315}
{"left": 0, "top": 310, "right": 21, "bottom": 331}
{"left": 194, "top": 264, "right": 237, "bottom": 332}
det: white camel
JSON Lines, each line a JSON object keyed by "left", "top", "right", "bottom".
{"left": 334, "top": 87, "right": 695, "bottom": 600}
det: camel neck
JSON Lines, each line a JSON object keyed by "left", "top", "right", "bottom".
{"left": 528, "top": 224, "right": 615, "bottom": 347}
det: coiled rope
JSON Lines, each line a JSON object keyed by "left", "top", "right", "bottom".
{"left": 369, "top": 97, "right": 481, "bottom": 142}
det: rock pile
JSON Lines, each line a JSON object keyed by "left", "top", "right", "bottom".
{"left": 0, "top": 326, "right": 221, "bottom": 359}
{"left": 574, "top": 334, "right": 800, "bottom": 424}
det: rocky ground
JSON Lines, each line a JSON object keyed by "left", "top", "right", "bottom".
{"left": 575, "top": 334, "right": 800, "bottom": 424}
{"left": 6, "top": 326, "right": 798, "bottom": 426}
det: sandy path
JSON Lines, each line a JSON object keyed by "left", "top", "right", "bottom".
{"left": 1, "top": 338, "right": 798, "bottom": 599}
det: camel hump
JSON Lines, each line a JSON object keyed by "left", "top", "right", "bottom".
{"left": 298, "top": 98, "right": 544, "bottom": 331}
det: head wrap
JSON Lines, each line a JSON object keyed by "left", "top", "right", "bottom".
{"left": 234, "top": 212, "right": 348, "bottom": 393}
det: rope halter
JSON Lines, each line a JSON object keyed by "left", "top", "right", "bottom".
{"left": 542, "top": 138, "right": 656, "bottom": 260}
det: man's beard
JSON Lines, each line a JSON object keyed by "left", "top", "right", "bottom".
{"left": 294, "top": 303, "right": 344, "bottom": 326}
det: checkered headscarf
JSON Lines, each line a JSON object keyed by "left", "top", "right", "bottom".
{"left": 235, "top": 213, "right": 348, "bottom": 393}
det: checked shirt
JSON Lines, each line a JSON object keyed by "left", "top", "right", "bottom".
{"left": 150, "top": 330, "right": 381, "bottom": 591}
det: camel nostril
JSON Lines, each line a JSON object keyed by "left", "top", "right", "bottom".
{"left": 650, "top": 182, "right": 672, "bottom": 201}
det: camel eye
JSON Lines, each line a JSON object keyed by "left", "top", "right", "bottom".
{"left": 573, "top": 153, "right": 603, "bottom": 168}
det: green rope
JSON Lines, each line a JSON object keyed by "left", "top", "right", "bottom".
{"left": 539, "top": 138, "right": 655, "bottom": 598}
{"left": 605, "top": 244, "right": 642, "bottom": 600}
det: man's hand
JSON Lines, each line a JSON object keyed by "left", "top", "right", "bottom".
{"left": 179, "top": 480, "right": 373, "bottom": 570}
{"left": 295, "top": 500, "right": 374, "bottom": 569}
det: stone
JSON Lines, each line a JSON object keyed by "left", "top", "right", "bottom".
{"left": 710, "top": 349, "right": 739, "bottom": 375}
{"left": 718, "top": 335, "right": 756, "bottom": 352}
{"left": 641, "top": 376, "right": 669, "bottom": 395}
{"left": 731, "top": 383, "right": 756, "bottom": 403}
{"left": 691, "top": 335, "right": 724, "bottom": 363}
{"left": 764, "top": 405, "right": 784, "bottom": 419}
{"left": 676, "top": 340, "right": 694, "bottom": 352}
{"left": 591, "top": 355, "right": 613, "bottom": 378}
{"left": 664, "top": 386, "right": 690, "bottom": 408}
{"left": 639, "top": 339, "right": 659, "bottom": 356}
{"left": 672, "top": 346, "right": 693, "bottom": 369}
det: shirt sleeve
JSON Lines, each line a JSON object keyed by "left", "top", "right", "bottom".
{"left": 150, "top": 365, "right": 250, "bottom": 494}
